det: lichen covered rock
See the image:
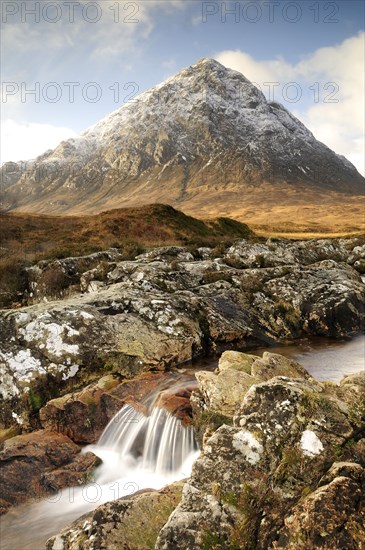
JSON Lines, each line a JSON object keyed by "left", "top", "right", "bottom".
{"left": 1, "top": 240, "right": 364, "bottom": 431}
{"left": 46, "top": 482, "right": 184, "bottom": 550}
{"left": 157, "top": 363, "right": 365, "bottom": 550}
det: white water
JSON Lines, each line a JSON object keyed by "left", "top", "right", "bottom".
{"left": 0, "top": 405, "right": 199, "bottom": 550}
{"left": 1, "top": 335, "right": 364, "bottom": 549}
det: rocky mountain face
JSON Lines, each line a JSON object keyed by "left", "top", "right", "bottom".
{"left": 1, "top": 58, "right": 364, "bottom": 219}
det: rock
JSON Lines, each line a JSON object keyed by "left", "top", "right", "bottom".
{"left": 41, "top": 452, "right": 101, "bottom": 492}
{"left": 0, "top": 425, "right": 21, "bottom": 444}
{"left": 225, "top": 238, "right": 355, "bottom": 269}
{"left": 193, "top": 351, "right": 312, "bottom": 421}
{"left": 46, "top": 481, "right": 184, "bottom": 550}
{"left": 250, "top": 352, "right": 313, "bottom": 381}
{"left": 26, "top": 249, "right": 123, "bottom": 302}
{"left": 156, "top": 369, "right": 364, "bottom": 549}
{"left": 39, "top": 375, "right": 121, "bottom": 444}
{"left": 217, "top": 350, "right": 255, "bottom": 373}
{"left": 194, "top": 369, "right": 257, "bottom": 417}
{"left": 1, "top": 239, "right": 364, "bottom": 430}
{"left": 0, "top": 430, "right": 100, "bottom": 510}
{"left": 340, "top": 371, "right": 365, "bottom": 387}
{"left": 276, "top": 473, "right": 365, "bottom": 549}
{"left": 136, "top": 246, "right": 194, "bottom": 263}
{"left": 154, "top": 389, "right": 196, "bottom": 426}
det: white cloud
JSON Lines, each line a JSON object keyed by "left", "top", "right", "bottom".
{"left": 2, "top": 1, "right": 187, "bottom": 62}
{"left": 215, "top": 32, "right": 365, "bottom": 175}
{"left": 1, "top": 120, "right": 77, "bottom": 163}
{"left": 191, "top": 14, "right": 202, "bottom": 26}
{"left": 162, "top": 59, "right": 176, "bottom": 71}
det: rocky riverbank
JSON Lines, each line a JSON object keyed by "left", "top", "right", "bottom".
{"left": 0, "top": 236, "right": 364, "bottom": 547}
{"left": 46, "top": 351, "right": 365, "bottom": 550}
{"left": 1, "top": 237, "right": 364, "bottom": 432}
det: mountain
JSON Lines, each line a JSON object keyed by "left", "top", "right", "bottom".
{"left": 1, "top": 58, "right": 364, "bottom": 231}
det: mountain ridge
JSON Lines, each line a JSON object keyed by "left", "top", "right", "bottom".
{"left": 1, "top": 58, "right": 364, "bottom": 228}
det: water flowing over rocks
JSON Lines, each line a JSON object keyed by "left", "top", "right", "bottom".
{"left": 39, "top": 371, "right": 197, "bottom": 444}
{"left": 46, "top": 355, "right": 365, "bottom": 550}
{"left": 0, "top": 238, "right": 364, "bottom": 432}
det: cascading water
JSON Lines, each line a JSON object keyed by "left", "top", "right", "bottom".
{"left": 0, "top": 403, "right": 199, "bottom": 550}
{"left": 3, "top": 335, "right": 362, "bottom": 549}
{"left": 96, "top": 405, "right": 197, "bottom": 475}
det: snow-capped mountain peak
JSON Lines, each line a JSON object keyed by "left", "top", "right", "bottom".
{"left": 1, "top": 58, "right": 363, "bottom": 214}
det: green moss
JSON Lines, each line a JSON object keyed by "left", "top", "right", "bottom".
{"left": 196, "top": 410, "right": 233, "bottom": 432}
{"left": 202, "top": 530, "right": 227, "bottom": 550}
{"left": 28, "top": 387, "right": 44, "bottom": 412}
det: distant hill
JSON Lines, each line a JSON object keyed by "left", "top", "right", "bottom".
{"left": 0, "top": 204, "right": 254, "bottom": 307}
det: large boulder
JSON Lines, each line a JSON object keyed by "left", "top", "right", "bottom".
{"left": 156, "top": 368, "right": 365, "bottom": 549}
{"left": 0, "top": 430, "right": 101, "bottom": 513}
{"left": 39, "top": 375, "right": 121, "bottom": 444}
{"left": 191, "top": 350, "right": 315, "bottom": 443}
{"left": 46, "top": 481, "right": 184, "bottom": 550}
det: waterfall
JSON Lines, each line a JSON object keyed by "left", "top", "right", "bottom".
{"left": 87, "top": 404, "right": 199, "bottom": 491}
{"left": 0, "top": 404, "right": 199, "bottom": 550}
{"left": 96, "top": 405, "right": 198, "bottom": 476}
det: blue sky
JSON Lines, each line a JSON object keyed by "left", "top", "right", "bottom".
{"left": 1, "top": 0, "right": 364, "bottom": 173}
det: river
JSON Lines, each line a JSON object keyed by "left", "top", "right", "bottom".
{"left": 1, "top": 334, "right": 364, "bottom": 550}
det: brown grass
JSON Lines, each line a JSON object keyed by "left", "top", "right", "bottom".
{"left": 0, "top": 204, "right": 254, "bottom": 307}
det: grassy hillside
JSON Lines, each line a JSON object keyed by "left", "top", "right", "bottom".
{"left": 0, "top": 204, "right": 254, "bottom": 307}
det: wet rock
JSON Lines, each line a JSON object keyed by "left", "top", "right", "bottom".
{"left": 156, "top": 366, "right": 365, "bottom": 550}
{"left": 1, "top": 239, "right": 364, "bottom": 430}
{"left": 154, "top": 389, "right": 196, "bottom": 426}
{"left": 41, "top": 452, "right": 101, "bottom": 492}
{"left": 46, "top": 481, "right": 184, "bottom": 550}
{"left": 0, "top": 430, "right": 99, "bottom": 510}
{"left": 39, "top": 375, "right": 121, "bottom": 444}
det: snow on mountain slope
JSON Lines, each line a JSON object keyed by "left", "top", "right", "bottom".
{"left": 1, "top": 58, "right": 364, "bottom": 215}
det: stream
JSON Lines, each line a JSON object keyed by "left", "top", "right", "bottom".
{"left": 1, "top": 334, "right": 364, "bottom": 550}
